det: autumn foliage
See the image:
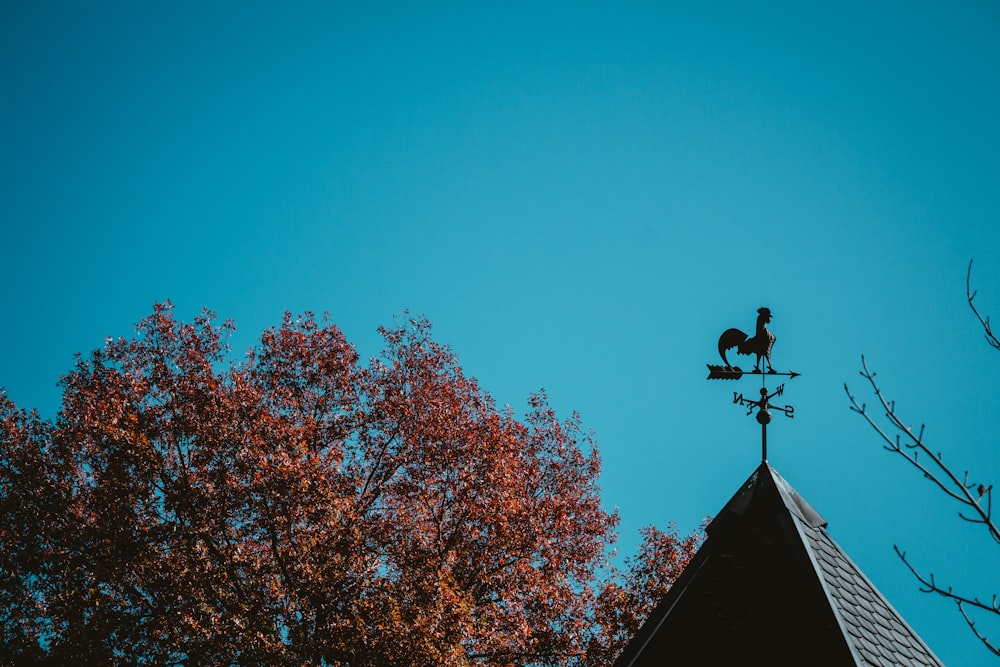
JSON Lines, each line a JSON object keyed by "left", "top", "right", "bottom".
{"left": 0, "top": 304, "right": 699, "bottom": 665}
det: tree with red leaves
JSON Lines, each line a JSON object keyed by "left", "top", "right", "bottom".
{"left": 0, "top": 304, "right": 699, "bottom": 665}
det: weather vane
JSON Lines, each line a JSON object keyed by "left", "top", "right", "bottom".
{"left": 706, "top": 307, "right": 800, "bottom": 462}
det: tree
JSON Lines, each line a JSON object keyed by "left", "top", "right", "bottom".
{"left": 0, "top": 303, "right": 699, "bottom": 666}
{"left": 581, "top": 524, "right": 701, "bottom": 667}
{"left": 845, "top": 260, "right": 999, "bottom": 657}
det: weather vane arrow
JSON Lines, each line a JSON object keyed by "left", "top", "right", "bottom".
{"left": 705, "top": 307, "right": 800, "bottom": 462}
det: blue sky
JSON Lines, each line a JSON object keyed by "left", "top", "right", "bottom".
{"left": 2, "top": 1, "right": 999, "bottom": 663}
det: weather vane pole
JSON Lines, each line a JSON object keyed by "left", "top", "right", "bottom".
{"left": 706, "top": 307, "right": 799, "bottom": 462}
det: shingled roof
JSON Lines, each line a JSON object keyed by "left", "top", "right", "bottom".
{"left": 614, "top": 463, "right": 944, "bottom": 666}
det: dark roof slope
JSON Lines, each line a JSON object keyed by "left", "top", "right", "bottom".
{"left": 614, "top": 463, "right": 943, "bottom": 666}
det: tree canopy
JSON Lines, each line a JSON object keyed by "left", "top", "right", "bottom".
{"left": 0, "top": 304, "right": 699, "bottom": 666}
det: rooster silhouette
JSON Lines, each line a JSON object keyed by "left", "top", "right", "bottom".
{"left": 718, "top": 307, "right": 776, "bottom": 373}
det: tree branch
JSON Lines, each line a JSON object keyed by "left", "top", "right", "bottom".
{"left": 845, "top": 261, "right": 1000, "bottom": 659}
{"left": 958, "top": 601, "right": 1000, "bottom": 658}
{"left": 845, "top": 357, "right": 998, "bottom": 544}
{"left": 894, "top": 545, "right": 1000, "bottom": 657}
{"left": 968, "top": 259, "right": 1000, "bottom": 351}
{"left": 358, "top": 428, "right": 401, "bottom": 502}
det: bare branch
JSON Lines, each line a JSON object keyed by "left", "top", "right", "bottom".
{"left": 968, "top": 259, "right": 1000, "bottom": 351}
{"left": 895, "top": 546, "right": 1000, "bottom": 657}
{"left": 845, "top": 357, "right": 999, "bottom": 544}
{"left": 958, "top": 602, "right": 1000, "bottom": 657}
{"left": 846, "top": 264, "right": 1000, "bottom": 659}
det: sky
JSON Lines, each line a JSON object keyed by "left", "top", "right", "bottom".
{"left": 2, "top": 1, "right": 999, "bottom": 663}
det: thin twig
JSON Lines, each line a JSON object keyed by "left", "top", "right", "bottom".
{"left": 968, "top": 259, "right": 1000, "bottom": 351}
{"left": 957, "top": 601, "right": 1000, "bottom": 657}
{"left": 895, "top": 546, "right": 1000, "bottom": 657}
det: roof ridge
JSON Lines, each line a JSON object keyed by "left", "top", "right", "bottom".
{"left": 786, "top": 509, "right": 868, "bottom": 665}
{"left": 764, "top": 462, "right": 827, "bottom": 528}
{"left": 797, "top": 519, "right": 945, "bottom": 666}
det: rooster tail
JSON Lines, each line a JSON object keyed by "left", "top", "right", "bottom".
{"left": 718, "top": 328, "right": 749, "bottom": 366}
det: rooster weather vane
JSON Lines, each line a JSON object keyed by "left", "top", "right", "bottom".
{"left": 706, "top": 307, "right": 800, "bottom": 462}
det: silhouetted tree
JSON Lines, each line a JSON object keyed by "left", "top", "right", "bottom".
{"left": 845, "top": 260, "right": 999, "bottom": 657}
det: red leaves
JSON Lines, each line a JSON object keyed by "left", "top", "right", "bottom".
{"left": 582, "top": 522, "right": 704, "bottom": 665}
{"left": 0, "top": 305, "right": 700, "bottom": 665}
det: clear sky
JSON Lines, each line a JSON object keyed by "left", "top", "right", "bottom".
{"left": 2, "top": 1, "right": 999, "bottom": 664}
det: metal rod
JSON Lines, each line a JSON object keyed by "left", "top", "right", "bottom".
{"left": 762, "top": 421, "right": 767, "bottom": 462}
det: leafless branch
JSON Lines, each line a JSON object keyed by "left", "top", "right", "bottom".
{"left": 968, "top": 259, "right": 1000, "bottom": 352}
{"left": 895, "top": 545, "right": 1000, "bottom": 657}
{"left": 844, "top": 357, "right": 998, "bottom": 544}
{"left": 844, "top": 262, "right": 1000, "bottom": 658}
{"left": 958, "top": 602, "right": 1000, "bottom": 658}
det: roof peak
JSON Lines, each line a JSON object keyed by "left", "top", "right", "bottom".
{"left": 708, "top": 461, "right": 826, "bottom": 533}
{"left": 613, "top": 462, "right": 944, "bottom": 666}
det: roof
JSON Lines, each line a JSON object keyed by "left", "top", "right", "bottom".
{"left": 614, "top": 462, "right": 944, "bottom": 666}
